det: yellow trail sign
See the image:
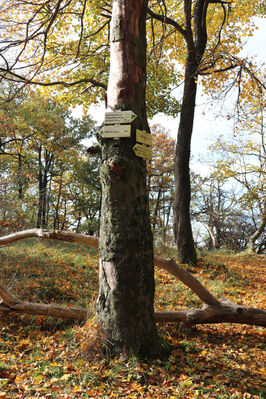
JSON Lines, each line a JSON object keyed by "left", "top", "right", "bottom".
{"left": 133, "top": 143, "right": 152, "bottom": 160}
{"left": 136, "top": 129, "right": 152, "bottom": 146}
{"left": 99, "top": 125, "right": 131, "bottom": 138}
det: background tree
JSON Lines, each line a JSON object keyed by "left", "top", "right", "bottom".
{"left": 191, "top": 173, "right": 259, "bottom": 251}
{"left": 209, "top": 132, "right": 265, "bottom": 253}
{"left": 147, "top": 0, "right": 265, "bottom": 263}
{"left": 61, "top": 156, "right": 101, "bottom": 234}
{"left": 0, "top": 88, "right": 97, "bottom": 232}
{"left": 191, "top": 83, "right": 265, "bottom": 253}
{"left": 148, "top": 124, "right": 175, "bottom": 248}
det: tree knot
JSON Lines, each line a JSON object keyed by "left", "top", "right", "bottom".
{"left": 109, "top": 160, "right": 124, "bottom": 174}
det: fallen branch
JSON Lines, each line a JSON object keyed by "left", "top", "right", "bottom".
{"left": 0, "top": 283, "right": 90, "bottom": 319}
{"left": 155, "top": 302, "right": 266, "bottom": 326}
{"left": 154, "top": 256, "right": 221, "bottom": 307}
{"left": 1, "top": 282, "right": 265, "bottom": 326}
{"left": 0, "top": 300, "right": 90, "bottom": 320}
{"left": 1, "top": 229, "right": 265, "bottom": 327}
{"left": 0, "top": 229, "right": 222, "bottom": 306}
{"left": 0, "top": 229, "right": 99, "bottom": 248}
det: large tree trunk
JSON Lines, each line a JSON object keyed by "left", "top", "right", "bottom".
{"left": 96, "top": 0, "right": 164, "bottom": 358}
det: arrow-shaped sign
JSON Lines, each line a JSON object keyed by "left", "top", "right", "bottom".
{"left": 136, "top": 129, "right": 152, "bottom": 146}
{"left": 104, "top": 110, "right": 137, "bottom": 125}
{"left": 99, "top": 125, "right": 131, "bottom": 138}
{"left": 133, "top": 143, "right": 152, "bottom": 160}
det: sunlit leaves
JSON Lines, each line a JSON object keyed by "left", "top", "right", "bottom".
{"left": 0, "top": 0, "right": 110, "bottom": 105}
{"left": 0, "top": 88, "right": 98, "bottom": 233}
{"left": 146, "top": 60, "right": 180, "bottom": 117}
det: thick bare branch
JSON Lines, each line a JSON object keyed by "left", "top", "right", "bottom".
{"left": 155, "top": 301, "right": 266, "bottom": 326}
{"left": 0, "top": 69, "right": 107, "bottom": 90}
{"left": 147, "top": 7, "right": 186, "bottom": 37}
{"left": 154, "top": 255, "right": 221, "bottom": 307}
{"left": 0, "top": 282, "right": 90, "bottom": 320}
{"left": 0, "top": 228, "right": 99, "bottom": 247}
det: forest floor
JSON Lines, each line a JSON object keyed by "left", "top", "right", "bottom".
{"left": 0, "top": 240, "right": 265, "bottom": 398}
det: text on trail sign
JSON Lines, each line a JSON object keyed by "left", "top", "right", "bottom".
{"left": 104, "top": 110, "right": 137, "bottom": 125}
{"left": 133, "top": 143, "right": 152, "bottom": 160}
{"left": 136, "top": 129, "right": 152, "bottom": 146}
{"left": 99, "top": 125, "right": 131, "bottom": 138}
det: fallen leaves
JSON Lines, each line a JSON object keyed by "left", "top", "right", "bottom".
{"left": 0, "top": 243, "right": 265, "bottom": 398}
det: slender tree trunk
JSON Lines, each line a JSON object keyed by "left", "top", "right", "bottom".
{"left": 54, "top": 170, "right": 64, "bottom": 230}
{"left": 207, "top": 223, "right": 218, "bottom": 249}
{"left": 37, "top": 146, "right": 43, "bottom": 228}
{"left": 41, "top": 171, "right": 48, "bottom": 228}
{"left": 17, "top": 153, "right": 23, "bottom": 200}
{"left": 173, "top": 0, "right": 209, "bottom": 264}
{"left": 153, "top": 188, "right": 162, "bottom": 229}
{"left": 1, "top": 182, "right": 8, "bottom": 227}
{"left": 247, "top": 199, "right": 266, "bottom": 252}
{"left": 37, "top": 148, "right": 53, "bottom": 229}
{"left": 37, "top": 147, "right": 49, "bottom": 229}
{"left": 60, "top": 200, "right": 67, "bottom": 230}
{"left": 75, "top": 211, "right": 82, "bottom": 233}
{"left": 46, "top": 164, "right": 54, "bottom": 228}
{"left": 166, "top": 189, "right": 173, "bottom": 226}
{"left": 173, "top": 59, "right": 198, "bottom": 264}
{"left": 96, "top": 0, "right": 165, "bottom": 358}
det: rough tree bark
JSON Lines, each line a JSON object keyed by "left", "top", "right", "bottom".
{"left": 1, "top": 229, "right": 266, "bottom": 327}
{"left": 96, "top": 0, "right": 165, "bottom": 358}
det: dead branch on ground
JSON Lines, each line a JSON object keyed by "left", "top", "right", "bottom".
{"left": 0, "top": 229, "right": 265, "bottom": 327}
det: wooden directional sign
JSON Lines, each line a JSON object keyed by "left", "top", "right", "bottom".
{"left": 104, "top": 110, "right": 137, "bottom": 125}
{"left": 136, "top": 129, "right": 152, "bottom": 146}
{"left": 133, "top": 143, "right": 152, "bottom": 160}
{"left": 99, "top": 124, "right": 131, "bottom": 138}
